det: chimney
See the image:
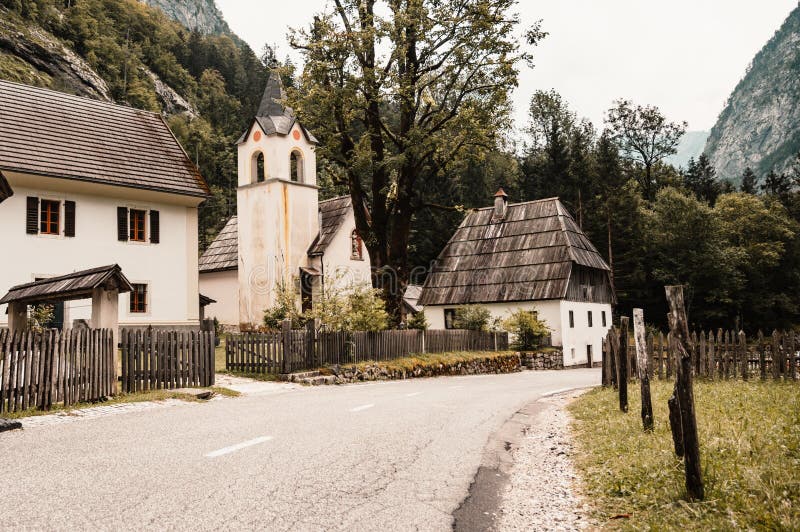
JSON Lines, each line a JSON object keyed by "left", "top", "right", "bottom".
{"left": 493, "top": 188, "right": 508, "bottom": 219}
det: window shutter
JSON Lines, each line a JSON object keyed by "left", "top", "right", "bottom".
{"left": 117, "top": 207, "right": 128, "bottom": 241}
{"left": 149, "top": 210, "right": 160, "bottom": 244}
{"left": 26, "top": 197, "right": 39, "bottom": 234}
{"left": 64, "top": 200, "right": 76, "bottom": 237}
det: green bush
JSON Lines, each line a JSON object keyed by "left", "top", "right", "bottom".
{"left": 406, "top": 311, "right": 428, "bottom": 330}
{"left": 502, "top": 309, "right": 550, "bottom": 351}
{"left": 453, "top": 305, "right": 491, "bottom": 331}
{"left": 304, "top": 280, "right": 389, "bottom": 332}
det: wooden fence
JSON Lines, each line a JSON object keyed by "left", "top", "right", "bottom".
{"left": 0, "top": 328, "right": 115, "bottom": 413}
{"left": 226, "top": 324, "right": 509, "bottom": 375}
{"left": 120, "top": 329, "right": 215, "bottom": 392}
{"left": 603, "top": 328, "right": 799, "bottom": 383}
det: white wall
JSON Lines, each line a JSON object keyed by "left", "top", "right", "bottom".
{"left": 199, "top": 269, "right": 238, "bottom": 326}
{"left": 423, "top": 299, "right": 612, "bottom": 367}
{"left": 318, "top": 207, "right": 373, "bottom": 291}
{"left": 0, "top": 173, "right": 201, "bottom": 328}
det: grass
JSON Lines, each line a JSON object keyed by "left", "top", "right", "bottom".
{"left": 319, "top": 350, "right": 517, "bottom": 374}
{"left": 3, "top": 385, "right": 240, "bottom": 419}
{"left": 569, "top": 379, "right": 800, "bottom": 530}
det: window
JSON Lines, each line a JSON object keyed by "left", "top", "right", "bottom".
{"left": 251, "top": 151, "right": 266, "bottom": 183}
{"left": 351, "top": 229, "right": 363, "bottom": 260}
{"left": 601, "top": 310, "right": 607, "bottom": 327}
{"left": 587, "top": 345, "right": 593, "bottom": 366}
{"left": 290, "top": 151, "right": 304, "bottom": 182}
{"left": 40, "top": 199, "right": 60, "bottom": 235}
{"left": 569, "top": 310, "right": 574, "bottom": 328}
{"left": 588, "top": 311, "right": 593, "bottom": 327}
{"left": 129, "top": 209, "right": 147, "bottom": 242}
{"left": 130, "top": 284, "right": 148, "bottom": 313}
{"left": 444, "top": 309, "right": 457, "bottom": 329}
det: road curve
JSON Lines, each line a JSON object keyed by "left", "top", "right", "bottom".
{"left": 0, "top": 369, "right": 599, "bottom": 531}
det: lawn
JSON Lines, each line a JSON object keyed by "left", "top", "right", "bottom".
{"left": 569, "top": 379, "right": 800, "bottom": 530}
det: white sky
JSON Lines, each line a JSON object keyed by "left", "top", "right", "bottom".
{"left": 216, "top": 0, "right": 797, "bottom": 132}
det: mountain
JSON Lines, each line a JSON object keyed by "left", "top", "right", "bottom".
{"left": 665, "top": 131, "right": 709, "bottom": 169}
{"left": 141, "top": 0, "right": 231, "bottom": 35}
{"left": 704, "top": 4, "right": 800, "bottom": 184}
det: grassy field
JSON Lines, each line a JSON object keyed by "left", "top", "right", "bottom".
{"left": 569, "top": 379, "right": 800, "bottom": 530}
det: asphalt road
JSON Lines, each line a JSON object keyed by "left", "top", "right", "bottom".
{"left": 1, "top": 369, "right": 599, "bottom": 531}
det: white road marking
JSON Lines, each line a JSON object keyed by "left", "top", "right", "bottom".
{"left": 205, "top": 436, "right": 273, "bottom": 458}
{"left": 349, "top": 403, "right": 375, "bottom": 412}
{"left": 405, "top": 392, "right": 423, "bottom": 397}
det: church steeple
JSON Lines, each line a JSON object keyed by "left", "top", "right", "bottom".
{"left": 256, "top": 72, "right": 292, "bottom": 118}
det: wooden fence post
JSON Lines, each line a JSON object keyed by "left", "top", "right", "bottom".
{"left": 665, "top": 285, "right": 704, "bottom": 501}
{"left": 739, "top": 331, "right": 748, "bottom": 381}
{"left": 772, "top": 330, "right": 781, "bottom": 380}
{"left": 609, "top": 326, "right": 619, "bottom": 389}
{"left": 281, "top": 319, "right": 292, "bottom": 374}
{"left": 633, "top": 309, "right": 654, "bottom": 431}
{"left": 305, "top": 320, "right": 317, "bottom": 369}
{"left": 618, "top": 317, "right": 629, "bottom": 413}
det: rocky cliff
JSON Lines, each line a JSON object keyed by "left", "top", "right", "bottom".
{"left": 141, "top": 0, "right": 231, "bottom": 35}
{"left": 705, "top": 4, "right": 800, "bottom": 183}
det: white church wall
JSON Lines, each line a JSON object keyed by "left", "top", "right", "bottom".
{"left": 199, "top": 269, "right": 239, "bottom": 326}
{"left": 320, "top": 208, "right": 373, "bottom": 292}
{"left": 0, "top": 172, "right": 202, "bottom": 328}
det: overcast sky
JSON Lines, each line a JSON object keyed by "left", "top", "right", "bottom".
{"left": 216, "top": 0, "right": 797, "bottom": 132}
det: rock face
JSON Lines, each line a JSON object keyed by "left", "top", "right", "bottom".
{"left": 705, "top": 5, "right": 800, "bottom": 184}
{"left": 666, "top": 131, "right": 709, "bottom": 169}
{"left": 0, "top": 10, "right": 110, "bottom": 100}
{"left": 141, "top": 0, "right": 231, "bottom": 35}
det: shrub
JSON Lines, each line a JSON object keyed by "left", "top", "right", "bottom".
{"left": 28, "top": 304, "right": 55, "bottom": 332}
{"left": 453, "top": 305, "right": 491, "bottom": 331}
{"left": 263, "top": 279, "right": 304, "bottom": 330}
{"left": 503, "top": 309, "right": 550, "bottom": 351}
{"left": 306, "top": 281, "right": 389, "bottom": 332}
{"left": 406, "top": 311, "right": 428, "bottom": 330}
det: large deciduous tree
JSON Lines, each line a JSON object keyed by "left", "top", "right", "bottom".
{"left": 289, "top": 0, "right": 544, "bottom": 320}
{"left": 605, "top": 99, "right": 686, "bottom": 200}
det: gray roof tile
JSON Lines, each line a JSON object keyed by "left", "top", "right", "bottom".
{"left": 198, "top": 216, "right": 238, "bottom": 273}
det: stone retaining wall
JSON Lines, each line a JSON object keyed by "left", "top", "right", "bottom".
{"left": 521, "top": 350, "right": 564, "bottom": 370}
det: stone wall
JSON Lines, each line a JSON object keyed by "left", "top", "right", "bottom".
{"left": 521, "top": 350, "right": 564, "bottom": 370}
{"left": 322, "top": 353, "right": 523, "bottom": 384}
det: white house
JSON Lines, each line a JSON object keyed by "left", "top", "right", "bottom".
{"left": 418, "top": 190, "right": 615, "bottom": 367}
{"left": 0, "top": 80, "right": 209, "bottom": 330}
{"left": 199, "top": 74, "right": 371, "bottom": 327}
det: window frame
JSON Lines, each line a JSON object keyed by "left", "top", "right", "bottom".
{"left": 350, "top": 229, "right": 364, "bottom": 261}
{"left": 444, "top": 309, "right": 457, "bottom": 330}
{"left": 39, "top": 199, "right": 60, "bottom": 235}
{"left": 290, "top": 150, "right": 304, "bottom": 183}
{"left": 129, "top": 283, "right": 148, "bottom": 314}
{"left": 568, "top": 310, "right": 574, "bottom": 328}
{"left": 601, "top": 310, "right": 607, "bottom": 327}
{"left": 129, "top": 209, "right": 147, "bottom": 242}
{"left": 588, "top": 310, "right": 593, "bottom": 327}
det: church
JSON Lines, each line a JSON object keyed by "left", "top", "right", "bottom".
{"left": 199, "top": 74, "right": 371, "bottom": 327}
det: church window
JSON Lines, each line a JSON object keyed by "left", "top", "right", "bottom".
{"left": 251, "top": 151, "right": 266, "bottom": 183}
{"left": 290, "top": 151, "right": 303, "bottom": 182}
{"left": 351, "top": 229, "right": 363, "bottom": 260}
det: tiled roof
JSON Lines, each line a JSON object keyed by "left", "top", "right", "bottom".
{"left": 199, "top": 216, "right": 238, "bottom": 273}
{"left": 0, "top": 264, "right": 133, "bottom": 305}
{"left": 418, "top": 197, "right": 612, "bottom": 306}
{"left": 308, "top": 196, "right": 352, "bottom": 256}
{"left": 0, "top": 80, "right": 209, "bottom": 197}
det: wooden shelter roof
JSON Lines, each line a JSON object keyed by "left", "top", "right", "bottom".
{"left": 199, "top": 215, "right": 239, "bottom": 273}
{"left": 308, "top": 196, "right": 352, "bottom": 256}
{"left": 0, "top": 170, "right": 12, "bottom": 203}
{"left": 0, "top": 265, "right": 133, "bottom": 305}
{"left": 418, "top": 197, "right": 611, "bottom": 306}
{"left": 0, "top": 80, "right": 210, "bottom": 198}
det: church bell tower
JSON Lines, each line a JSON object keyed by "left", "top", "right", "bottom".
{"left": 236, "top": 72, "right": 319, "bottom": 325}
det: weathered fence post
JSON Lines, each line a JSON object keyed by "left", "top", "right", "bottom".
{"left": 738, "top": 331, "right": 748, "bottom": 381}
{"left": 772, "top": 330, "right": 781, "bottom": 380}
{"left": 281, "top": 319, "right": 292, "bottom": 374}
{"left": 609, "top": 327, "right": 619, "bottom": 389}
{"left": 617, "top": 317, "right": 629, "bottom": 413}
{"left": 665, "top": 285, "right": 704, "bottom": 501}
{"left": 305, "top": 320, "right": 317, "bottom": 369}
{"left": 633, "top": 309, "right": 654, "bottom": 431}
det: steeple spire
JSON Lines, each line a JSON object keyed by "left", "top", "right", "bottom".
{"left": 256, "top": 71, "right": 292, "bottom": 118}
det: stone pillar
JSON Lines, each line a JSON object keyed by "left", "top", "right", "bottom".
{"left": 8, "top": 302, "right": 28, "bottom": 334}
{"left": 92, "top": 287, "right": 119, "bottom": 374}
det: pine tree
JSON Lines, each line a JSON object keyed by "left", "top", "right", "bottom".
{"left": 683, "top": 154, "right": 719, "bottom": 204}
{"left": 740, "top": 167, "right": 758, "bottom": 194}
{"left": 762, "top": 169, "right": 792, "bottom": 203}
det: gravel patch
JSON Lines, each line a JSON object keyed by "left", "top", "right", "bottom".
{"left": 494, "top": 391, "right": 594, "bottom": 531}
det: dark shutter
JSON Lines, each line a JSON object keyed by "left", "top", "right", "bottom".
{"left": 26, "top": 197, "right": 39, "bottom": 234}
{"left": 117, "top": 207, "right": 128, "bottom": 241}
{"left": 149, "top": 210, "right": 160, "bottom": 244}
{"left": 64, "top": 200, "right": 76, "bottom": 237}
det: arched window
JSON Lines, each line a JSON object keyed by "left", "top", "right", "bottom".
{"left": 251, "top": 152, "right": 266, "bottom": 183}
{"left": 351, "top": 229, "right": 363, "bottom": 260}
{"left": 290, "top": 150, "right": 304, "bottom": 183}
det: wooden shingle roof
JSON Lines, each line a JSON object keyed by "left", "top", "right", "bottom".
{"left": 308, "top": 196, "right": 352, "bottom": 256}
{"left": 0, "top": 264, "right": 133, "bottom": 305}
{"left": 199, "top": 216, "right": 238, "bottom": 273}
{"left": 418, "top": 197, "right": 611, "bottom": 306}
{"left": 0, "top": 80, "right": 209, "bottom": 198}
